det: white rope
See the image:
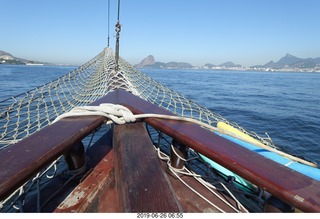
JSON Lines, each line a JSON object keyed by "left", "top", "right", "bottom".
{"left": 0, "top": 181, "right": 26, "bottom": 211}
{"left": 52, "top": 103, "right": 219, "bottom": 135}
{"left": 219, "top": 182, "right": 249, "bottom": 213}
{"left": 154, "top": 147, "right": 225, "bottom": 212}
{"left": 52, "top": 104, "right": 136, "bottom": 124}
{"left": 154, "top": 146, "right": 248, "bottom": 213}
{"left": 54, "top": 103, "right": 309, "bottom": 171}
{"left": 0, "top": 156, "right": 63, "bottom": 212}
{"left": 191, "top": 171, "right": 249, "bottom": 213}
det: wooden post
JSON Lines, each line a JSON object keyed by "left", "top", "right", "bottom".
{"left": 63, "top": 141, "right": 85, "bottom": 171}
{"left": 113, "top": 122, "right": 182, "bottom": 212}
{"left": 170, "top": 139, "right": 189, "bottom": 170}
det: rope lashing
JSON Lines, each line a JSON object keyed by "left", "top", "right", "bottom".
{"left": 53, "top": 104, "right": 136, "bottom": 124}
{"left": 52, "top": 103, "right": 317, "bottom": 168}
{"left": 154, "top": 145, "right": 248, "bottom": 213}
{"left": 52, "top": 103, "right": 219, "bottom": 131}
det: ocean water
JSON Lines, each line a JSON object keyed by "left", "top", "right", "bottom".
{"left": 0, "top": 65, "right": 76, "bottom": 100}
{"left": 142, "top": 69, "right": 320, "bottom": 165}
{"left": 0, "top": 65, "right": 319, "bottom": 165}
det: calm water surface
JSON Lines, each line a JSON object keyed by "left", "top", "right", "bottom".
{"left": 0, "top": 65, "right": 76, "bottom": 100}
{"left": 142, "top": 69, "right": 320, "bottom": 165}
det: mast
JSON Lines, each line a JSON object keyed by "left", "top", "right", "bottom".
{"left": 107, "top": 0, "right": 110, "bottom": 47}
{"left": 115, "top": 0, "right": 121, "bottom": 72}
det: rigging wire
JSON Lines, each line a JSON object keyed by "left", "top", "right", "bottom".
{"left": 115, "top": 0, "right": 121, "bottom": 72}
{"left": 107, "top": 0, "right": 110, "bottom": 47}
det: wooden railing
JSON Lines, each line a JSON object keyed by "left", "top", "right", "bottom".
{"left": 0, "top": 114, "right": 106, "bottom": 201}
{"left": 94, "top": 89, "right": 320, "bottom": 212}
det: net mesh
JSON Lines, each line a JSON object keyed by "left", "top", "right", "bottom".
{"left": 0, "top": 48, "right": 274, "bottom": 150}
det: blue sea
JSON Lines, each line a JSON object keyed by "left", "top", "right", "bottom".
{"left": 0, "top": 65, "right": 319, "bottom": 165}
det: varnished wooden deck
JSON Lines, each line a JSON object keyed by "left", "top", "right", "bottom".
{"left": 55, "top": 123, "right": 243, "bottom": 213}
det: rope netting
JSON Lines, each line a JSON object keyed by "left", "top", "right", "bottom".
{"left": 0, "top": 47, "right": 292, "bottom": 212}
{"left": 0, "top": 47, "right": 275, "bottom": 150}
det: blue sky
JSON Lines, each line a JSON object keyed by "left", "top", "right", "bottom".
{"left": 1, "top": 0, "right": 320, "bottom": 66}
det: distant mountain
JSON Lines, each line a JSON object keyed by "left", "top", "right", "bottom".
{"left": 0, "top": 49, "right": 47, "bottom": 65}
{"left": 204, "top": 62, "right": 242, "bottom": 69}
{"left": 134, "top": 55, "right": 155, "bottom": 68}
{"left": 164, "top": 62, "right": 193, "bottom": 69}
{"left": 204, "top": 63, "right": 216, "bottom": 68}
{"left": 253, "top": 53, "right": 320, "bottom": 69}
{"left": 135, "top": 53, "right": 320, "bottom": 71}
{"left": 0, "top": 50, "right": 14, "bottom": 59}
{"left": 218, "top": 62, "right": 242, "bottom": 68}
{"left": 0, "top": 50, "right": 26, "bottom": 64}
{"left": 135, "top": 55, "right": 193, "bottom": 69}
{"left": 136, "top": 56, "right": 242, "bottom": 70}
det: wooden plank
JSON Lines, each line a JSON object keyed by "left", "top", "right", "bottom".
{"left": 159, "top": 161, "right": 245, "bottom": 213}
{"left": 92, "top": 89, "right": 320, "bottom": 212}
{"left": 97, "top": 172, "right": 119, "bottom": 212}
{"left": 54, "top": 130, "right": 113, "bottom": 212}
{"left": 54, "top": 150, "right": 114, "bottom": 213}
{"left": 0, "top": 116, "right": 105, "bottom": 201}
{"left": 113, "top": 122, "right": 182, "bottom": 212}
{"left": 20, "top": 131, "right": 113, "bottom": 212}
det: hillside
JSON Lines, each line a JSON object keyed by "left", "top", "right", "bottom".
{"left": 135, "top": 53, "right": 320, "bottom": 71}
{"left": 253, "top": 53, "right": 320, "bottom": 69}
{"left": 0, "top": 50, "right": 46, "bottom": 65}
{"left": 134, "top": 55, "right": 155, "bottom": 68}
{"left": 135, "top": 55, "right": 193, "bottom": 69}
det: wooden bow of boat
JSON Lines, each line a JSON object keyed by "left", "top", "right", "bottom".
{"left": 1, "top": 89, "right": 320, "bottom": 212}
{"left": 96, "top": 89, "right": 320, "bottom": 212}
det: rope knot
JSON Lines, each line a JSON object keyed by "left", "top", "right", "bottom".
{"left": 99, "top": 103, "right": 136, "bottom": 124}
{"left": 52, "top": 103, "right": 136, "bottom": 125}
